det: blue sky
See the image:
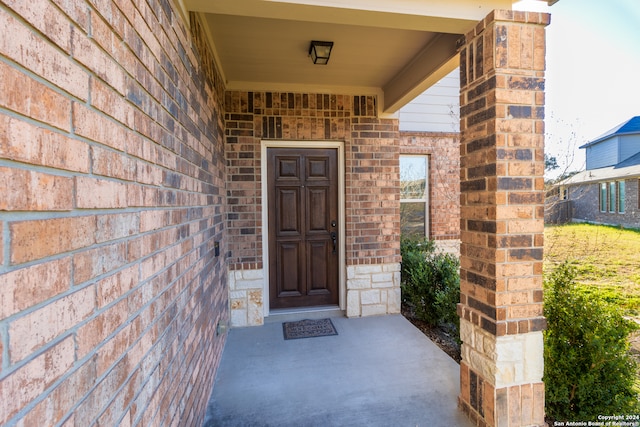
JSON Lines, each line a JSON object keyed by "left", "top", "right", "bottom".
{"left": 517, "top": 0, "right": 640, "bottom": 176}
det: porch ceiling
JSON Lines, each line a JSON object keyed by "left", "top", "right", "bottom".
{"left": 185, "top": 0, "right": 519, "bottom": 114}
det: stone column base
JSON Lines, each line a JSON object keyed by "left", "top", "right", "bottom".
{"left": 458, "top": 319, "right": 545, "bottom": 426}
{"left": 346, "top": 263, "right": 401, "bottom": 317}
{"left": 228, "top": 268, "right": 264, "bottom": 327}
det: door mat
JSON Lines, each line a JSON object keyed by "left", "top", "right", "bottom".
{"left": 282, "top": 318, "right": 338, "bottom": 340}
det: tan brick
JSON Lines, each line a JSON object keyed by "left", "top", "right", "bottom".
{"left": 71, "top": 26, "right": 125, "bottom": 95}
{"left": 0, "top": 167, "right": 73, "bottom": 211}
{"left": 92, "top": 145, "right": 137, "bottom": 181}
{"left": 72, "top": 103, "right": 127, "bottom": 151}
{"left": 140, "top": 210, "right": 167, "bottom": 232}
{"left": 0, "top": 336, "right": 75, "bottom": 424}
{"left": 76, "top": 298, "right": 129, "bottom": 359}
{"left": 520, "top": 26, "right": 534, "bottom": 70}
{"left": 520, "top": 382, "right": 533, "bottom": 425}
{"left": 3, "top": 0, "right": 73, "bottom": 52}
{"left": 532, "top": 382, "right": 545, "bottom": 424}
{"left": 508, "top": 303, "right": 543, "bottom": 320}
{"left": 0, "top": 7, "right": 88, "bottom": 99}
{"left": 0, "top": 258, "right": 71, "bottom": 319}
{"left": 495, "top": 205, "right": 534, "bottom": 220}
{"left": 135, "top": 161, "right": 163, "bottom": 186}
{"left": 506, "top": 219, "right": 543, "bottom": 234}
{"left": 507, "top": 276, "right": 542, "bottom": 291}
{"left": 10, "top": 216, "right": 96, "bottom": 264}
{"left": 9, "top": 286, "right": 94, "bottom": 362}
{"left": 96, "top": 323, "right": 132, "bottom": 378}
{"left": 495, "top": 291, "right": 531, "bottom": 306}
{"left": 494, "top": 88, "right": 535, "bottom": 105}
{"left": 0, "top": 116, "right": 90, "bottom": 173}
{"left": 533, "top": 27, "right": 546, "bottom": 71}
{"left": 75, "top": 176, "right": 128, "bottom": 209}
{"left": 73, "top": 356, "right": 129, "bottom": 426}
{"left": 15, "top": 357, "right": 97, "bottom": 427}
{"left": 507, "top": 24, "right": 521, "bottom": 69}
{"left": 0, "top": 62, "right": 70, "bottom": 131}
{"left": 90, "top": 78, "right": 135, "bottom": 127}
{"left": 96, "top": 213, "right": 139, "bottom": 243}
{"left": 508, "top": 385, "right": 521, "bottom": 425}
{"left": 0, "top": 221, "right": 3, "bottom": 265}
{"left": 73, "top": 242, "right": 128, "bottom": 284}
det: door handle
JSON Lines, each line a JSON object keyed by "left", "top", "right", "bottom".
{"left": 330, "top": 232, "right": 337, "bottom": 254}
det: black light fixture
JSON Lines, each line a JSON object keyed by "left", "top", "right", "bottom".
{"left": 309, "top": 40, "right": 334, "bottom": 65}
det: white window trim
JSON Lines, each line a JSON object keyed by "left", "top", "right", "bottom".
{"left": 400, "top": 155, "right": 429, "bottom": 239}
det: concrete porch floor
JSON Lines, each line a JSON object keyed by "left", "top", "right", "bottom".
{"left": 202, "top": 313, "right": 473, "bottom": 427}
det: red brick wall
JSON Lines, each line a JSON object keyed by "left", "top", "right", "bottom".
{"left": 0, "top": 2, "right": 227, "bottom": 426}
{"left": 401, "top": 132, "right": 460, "bottom": 242}
{"left": 458, "top": 9, "right": 547, "bottom": 338}
{"left": 457, "top": 10, "right": 549, "bottom": 427}
{"left": 225, "top": 92, "right": 401, "bottom": 270}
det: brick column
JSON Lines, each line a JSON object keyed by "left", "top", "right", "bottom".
{"left": 457, "top": 10, "right": 549, "bottom": 427}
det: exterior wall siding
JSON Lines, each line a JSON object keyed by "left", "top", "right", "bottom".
{"left": 586, "top": 137, "right": 618, "bottom": 169}
{"left": 400, "top": 132, "right": 461, "bottom": 250}
{"left": 225, "top": 91, "right": 402, "bottom": 323}
{"left": 620, "top": 134, "right": 640, "bottom": 163}
{"left": 399, "top": 69, "right": 460, "bottom": 133}
{"left": 0, "top": 2, "right": 227, "bottom": 426}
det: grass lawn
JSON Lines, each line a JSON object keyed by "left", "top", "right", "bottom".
{"left": 544, "top": 223, "right": 640, "bottom": 318}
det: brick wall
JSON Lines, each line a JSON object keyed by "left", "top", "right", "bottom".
{"left": 401, "top": 132, "right": 460, "bottom": 244}
{"left": 567, "top": 180, "right": 640, "bottom": 228}
{"left": 457, "top": 10, "right": 549, "bottom": 426}
{"left": 225, "top": 92, "right": 401, "bottom": 322}
{"left": 225, "top": 92, "right": 401, "bottom": 270}
{"left": 0, "top": 2, "right": 227, "bottom": 426}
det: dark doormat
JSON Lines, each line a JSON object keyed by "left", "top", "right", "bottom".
{"left": 282, "top": 318, "right": 338, "bottom": 340}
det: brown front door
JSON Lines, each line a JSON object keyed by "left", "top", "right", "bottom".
{"left": 267, "top": 147, "right": 339, "bottom": 309}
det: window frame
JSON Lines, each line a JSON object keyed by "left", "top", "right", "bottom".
{"left": 559, "top": 185, "right": 567, "bottom": 200}
{"left": 609, "top": 181, "right": 616, "bottom": 213}
{"left": 617, "top": 180, "right": 625, "bottom": 213}
{"left": 600, "top": 182, "right": 607, "bottom": 212}
{"left": 399, "top": 155, "right": 429, "bottom": 239}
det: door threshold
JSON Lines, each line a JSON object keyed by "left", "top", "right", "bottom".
{"left": 266, "top": 306, "right": 344, "bottom": 323}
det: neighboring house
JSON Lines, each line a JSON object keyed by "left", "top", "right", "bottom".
{"left": 0, "top": 1, "right": 552, "bottom": 426}
{"left": 547, "top": 116, "right": 640, "bottom": 227}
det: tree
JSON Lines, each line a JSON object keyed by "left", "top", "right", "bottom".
{"left": 545, "top": 153, "right": 559, "bottom": 172}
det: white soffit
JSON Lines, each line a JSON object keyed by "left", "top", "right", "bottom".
{"left": 185, "top": 0, "right": 515, "bottom": 112}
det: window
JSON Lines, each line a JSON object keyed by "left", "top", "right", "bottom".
{"left": 600, "top": 183, "right": 607, "bottom": 212}
{"left": 609, "top": 182, "right": 616, "bottom": 213}
{"left": 559, "top": 186, "right": 568, "bottom": 200}
{"left": 618, "top": 181, "right": 625, "bottom": 213}
{"left": 400, "top": 155, "right": 428, "bottom": 238}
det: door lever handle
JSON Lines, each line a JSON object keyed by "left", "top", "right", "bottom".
{"left": 330, "top": 232, "right": 337, "bottom": 254}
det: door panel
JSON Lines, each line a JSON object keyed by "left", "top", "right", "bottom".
{"left": 277, "top": 242, "right": 301, "bottom": 295}
{"left": 308, "top": 188, "right": 328, "bottom": 231}
{"left": 308, "top": 241, "right": 330, "bottom": 292}
{"left": 268, "top": 147, "right": 339, "bottom": 309}
{"left": 277, "top": 188, "right": 300, "bottom": 233}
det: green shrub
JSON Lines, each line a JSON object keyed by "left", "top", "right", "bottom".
{"left": 544, "top": 261, "right": 639, "bottom": 421}
{"left": 400, "top": 237, "right": 460, "bottom": 333}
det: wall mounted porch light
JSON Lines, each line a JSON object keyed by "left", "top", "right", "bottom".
{"left": 309, "top": 40, "right": 334, "bottom": 65}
